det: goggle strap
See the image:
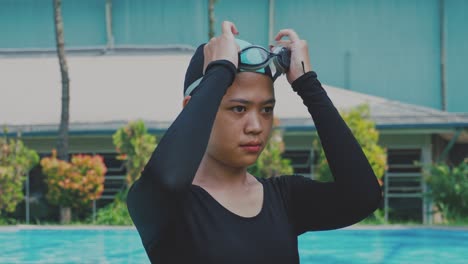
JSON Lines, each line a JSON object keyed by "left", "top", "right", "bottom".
{"left": 272, "top": 71, "right": 282, "bottom": 81}
{"left": 184, "top": 77, "right": 203, "bottom": 97}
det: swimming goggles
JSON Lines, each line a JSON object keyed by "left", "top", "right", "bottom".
{"left": 184, "top": 41, "right": 290, "bottom": 97}
{"left": 238, "top": 45, "right": 290, "bottom": 80}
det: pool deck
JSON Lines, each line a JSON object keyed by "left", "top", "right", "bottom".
{"left": 1, "top": 224, "right": 467, "bottom": 231}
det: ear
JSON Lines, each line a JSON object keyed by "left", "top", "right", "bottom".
{"left": 182, "top": 95, "right": 192, "bottom": 108}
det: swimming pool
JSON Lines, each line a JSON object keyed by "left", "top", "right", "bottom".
{"left": 0, "top": 227, "right": 467, "bottom": 263}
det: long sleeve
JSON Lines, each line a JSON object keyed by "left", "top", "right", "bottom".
{"left": 126, "top": 60, "right": 237, "bottom": 256}
{"left": 284, "top": 71, "right": 382, "bottom": 235}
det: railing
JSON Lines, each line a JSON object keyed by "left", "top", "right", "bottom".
{"left": 100, "top": 174, "right": 126, "bottom": 200}
{"left": 384, "top": 166, "right": 424, "bottom": 223}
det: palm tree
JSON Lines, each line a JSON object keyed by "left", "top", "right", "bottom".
{"left": 53, "top": 0, "right": 71, "bottom": 224}
{"left": 208, "top": 0, "right": 217, "bottom": 39}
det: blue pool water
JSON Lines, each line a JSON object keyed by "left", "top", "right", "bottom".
{"left": 0, "top": 227, "right": 467, "bottom": 263}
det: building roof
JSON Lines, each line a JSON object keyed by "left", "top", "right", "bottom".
{"left": 279, "top": 85, "right": 468, "bottom": 130}
{"left": 2, "top": 53, "right": 467, "bottom": 137}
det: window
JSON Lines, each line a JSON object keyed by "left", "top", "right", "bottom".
{"left": 384, "top": 149, "right": 424, "bottom": 223}
{"left": 282, "top": 149, "right": 313, "bottom": 176}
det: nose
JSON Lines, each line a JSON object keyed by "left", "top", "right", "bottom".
{"left": 244, "top": 112, "right": 263, "bottom": 135}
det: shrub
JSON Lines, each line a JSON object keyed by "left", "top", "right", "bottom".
{"left": 0, "top": 216, "right": 17, "bottom": 225}
{"left": 424, "top": 159, "right": 468, "bottom": 222}
{"left": 0, "top": 133, "right": 39, "bottom": 216}
{"left": 360, "top": 208, "right": 386, "bottom": 225}
{"left": 113, "top": 120, "right": 156, "bottom": 188}
{"left": 314, "top": 104, "right": 387, "bottom": 183}
{"left": 95, "top": 191, "right": 132, "bottom": 225}
{"left": 41, "top": 150, "right": 107, "bottom": 210}
{"left": 248, "top": 121, "right": 293, "bottom": 178}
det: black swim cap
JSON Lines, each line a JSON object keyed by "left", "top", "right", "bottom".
{"left": 183, "top": 44, "right": 206, "bottom": 97}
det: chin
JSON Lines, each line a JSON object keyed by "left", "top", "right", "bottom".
{"left": 210, "top": 149, "right": 261, "bottom": 169}
{"left": 234, "top": 155, "right": 259, "bottom": 168}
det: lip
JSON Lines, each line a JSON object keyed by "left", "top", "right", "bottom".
{"left": 240, "top": 142, "right": 262, "bottom": 153}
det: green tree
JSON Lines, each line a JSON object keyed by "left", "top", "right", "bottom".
{"left": 314, "top": 104, "right": 387, "bottom": 183}
{"left": 0, "top": 131, "right": 39, "bottom": 216}
{"left": 113, "top": 120, "right": 157, "bottom": 188}
{"left": 424, "top": 159, "right": 468, "bottom": 222}
{"left": 248, "top": 123, "right": 293, "bottom": 178}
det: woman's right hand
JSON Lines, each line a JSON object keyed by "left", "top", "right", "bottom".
{"left": 203, "top": 21, "right": 240, "bottom": 73}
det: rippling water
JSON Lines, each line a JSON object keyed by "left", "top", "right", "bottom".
{"left": 0, "top": 227, "right": 467, "bottom": 263}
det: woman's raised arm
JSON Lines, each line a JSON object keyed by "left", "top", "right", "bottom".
{"left": 127, "top": 21, "right": 240, "bottom": 259}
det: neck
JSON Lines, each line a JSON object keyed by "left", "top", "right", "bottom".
{"left": 193, "top": 153, "right": 252, "bottom": 190}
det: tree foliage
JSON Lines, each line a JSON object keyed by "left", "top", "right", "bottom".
{"left": 314, "top": 104, "right": 387, "bottom": 183}
{"left": 41, "top": 151, "right": 106, "bottom": 209}
{"left": 248, "top": 125, "right": 293, "bottom": 178}
{"left": 113, "top": 120, "right": 156, "bottom": 187}
{"left": 424, "top": 159, "right": 468, "bottom": 222}
{"left": 95, "top": 120, "right": 157, "bottom": 225}
{"left": 0, "top": 133, "right": 39, "bottom": 215}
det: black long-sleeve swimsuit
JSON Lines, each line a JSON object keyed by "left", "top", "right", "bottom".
{"left": 127, "top": 60, "right": 382, "bottom": 264}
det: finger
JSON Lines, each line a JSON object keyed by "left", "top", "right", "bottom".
{"left": 221, "top": 21, "right": 239, "bottom": 36}
{"left": 275, "top": 40, "right": 292, "bottom": 47}
{"left": 275, "top": 29, "right": 300, "bottom": 42}
{"left": 275, "top": 29, "right": 299, "bottom": 41}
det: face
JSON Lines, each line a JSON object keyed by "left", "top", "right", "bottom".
{"left": 185, "top": 72, "right": 275, "bottom": 169}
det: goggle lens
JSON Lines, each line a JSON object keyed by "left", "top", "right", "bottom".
{"left": 240, "top": 46, "right": 270, "bottom": 66}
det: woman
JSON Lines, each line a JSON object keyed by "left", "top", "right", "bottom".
{"left": 127, "top": 21, "right": 382, "bottom": 263}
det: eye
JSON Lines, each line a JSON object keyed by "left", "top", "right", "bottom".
{"left": 262, "top": 106, "right": 274, "bottom": 113}
{"left": 232, "top": 106, "right": 246, "bottom": 113}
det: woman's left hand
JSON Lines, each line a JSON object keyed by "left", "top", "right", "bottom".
{"left": 273, "top": 29, "right": 312, "bottom": 84}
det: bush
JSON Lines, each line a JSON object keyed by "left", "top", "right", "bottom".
{"left": 360, "top": 208, "right": 386, "bottom": 225}
{"left": 113, "top": 120, "right": 156, "bottom": 187}
{"left": 95, "top": 191, "right": 132, "bottom": 225}
{"left": 0, "top": 216, "right": 17, "bottom": 225}
{"left": 41, "top": 151, "right": 107, "bottom": 210}
{"left": 248, "top": 123, "right": 293, "bottom": 178}
{"left": 0, "top": 132, "right": 39, "bottom": 216}
{"left": 94, "top": 120, "right": 157, "bottom": 225}
{"left": 314, "top": 104, "right": 387, "bottom": 183}
{"left": 424, "top": 159, "right": 468, "bottom": 222}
